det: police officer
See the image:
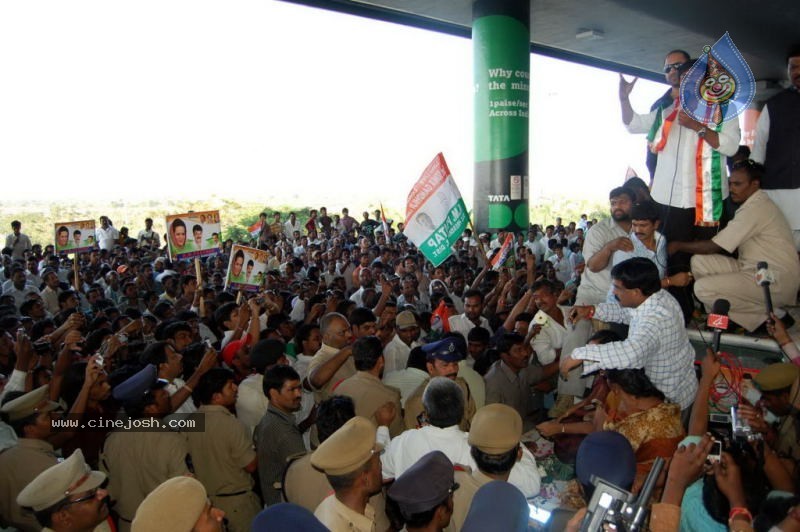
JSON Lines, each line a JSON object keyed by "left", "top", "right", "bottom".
{"left": 132, "top": 477, "right": 225, "bottom": 532}
{"left": 16, "top": 449, "right": 111, "bottom": 532}
{"left": 404, "top": 338, "right": 476, "bottom": 431}
{"left": 449, "top": 404, "right": 530, "bottom": 531}
{"left": 387, "top": 450, "right": 458, "bottom": 532}
{"left": 282, "top": 396, "right": 392, "bottom": 531}
{"left": 100, "top": 365, "right": 190, "bottom": 531}
{"left": 184, "top": 368, "right": 260, "bottom": 532}
{"left": 310, "top": 416, "right": 384, "bottom": 532}
{"left": 0, "top": 385, "right": 61, "bottom": 531}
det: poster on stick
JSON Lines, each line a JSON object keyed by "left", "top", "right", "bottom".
{"left": 404, "top": 153, "right": 469, "bottom": 267}
{"left": 54, "top": 220, "right": 96, "bottom": 254}
{"left": 165, "top": 210, "right": 222, "bottom": 261}
{"left": 225, "top": 245, "right": 268, "bottom": 292}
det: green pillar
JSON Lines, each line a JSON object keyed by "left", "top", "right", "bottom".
{"left": 473, "top": 0, "right": 530, "bottom": 233}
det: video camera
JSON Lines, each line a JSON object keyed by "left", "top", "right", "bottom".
{"left": 579, "top": 457, "right": 665, "bottom": 532}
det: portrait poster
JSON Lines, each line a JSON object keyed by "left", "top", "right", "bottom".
{"left": 54, "top": 220, "right": 96, "bottom": 254}
{"left": 225, "top": 244, "right": 268, "bottom": 292}
{"left": 165, "top": 210, "right": 222, "bottom": 261}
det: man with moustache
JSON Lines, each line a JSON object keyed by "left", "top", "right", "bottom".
{"left": 620, "top": 60, "right": 740, "bottom": 244}
{"left": 608, "top": 201, "right": 694, "bottom": 323}
{"left": 558, "top": 187, "right": 634, "bottom": 412}
{"left": 403, "top": 338, "right": 476, "bottom": 431}
{"left": 642, "top": 50, "right": 690, "bottom": 182}
{"left": 16, "top": 450, "right": 112, "bottom": 532}
{"left": 185, "top": 368, "right": 260, "bottom": 532}
{"left": 254, "top": 365, "right": 306, "bottom": 506}
{"left": 670, "top": 161, "right": 800, "bottom": 333}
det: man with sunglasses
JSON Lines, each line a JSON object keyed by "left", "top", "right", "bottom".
{"left": 639, "top": 51, "right": 691, "bottom": 182}
{"left": 17, "top": 449, "right": 111, "bottom": 532}
{"left": 619, "top": 58, "right": 741, "bottom": 251}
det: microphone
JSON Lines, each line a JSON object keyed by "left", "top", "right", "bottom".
{"left": 756, "top": 261, "right": 774, "bottom": 316}
{"left": 706, "top": 299, "right": 730, "bottom": 353}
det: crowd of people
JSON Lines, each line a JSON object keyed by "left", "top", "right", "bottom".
{"left": 0, "top": 46, "right": 799, "bottom": 532}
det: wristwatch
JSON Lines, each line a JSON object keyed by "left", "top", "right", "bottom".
{"left": 697, "top": 127, "right": 708, "bottom": 138}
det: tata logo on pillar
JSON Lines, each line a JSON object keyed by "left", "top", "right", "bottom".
{"left": 680, "top": 32, "right": 755, "bottom": 125}
{"left": 487, "top": 195, "right": 510, "bottom": 202}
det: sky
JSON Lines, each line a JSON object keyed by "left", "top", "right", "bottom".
{"left": 0, "top": 1, "right": 667, "bottom": 212}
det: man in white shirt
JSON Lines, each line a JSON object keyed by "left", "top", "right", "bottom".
{"left": 382, "top": 347, "right": 429, "bottom": 408}
{"left": 489, "top": 230, "right": 507, "bottom": 251}
{"left": 381, "top": 378, "right": 541, "bottom": 498}
{"left": 137, "top": 217, "right": 161, "bottom": 249}
{"left": 95, "top": 216, "right": 119, "bottom": 251}
{"left": 349, "top": 268, "right": 378, "bottom": 308}
{"left": 2, "top": 267, "right": 39, "bottom": 309}
{"left": 284, "top": 212, "right": 303, "bottom": 238}
{"left": 448, "top": 289, "right": 490, "bottom": 339}
{"left": 39, "top": 268, "right": 62, "bottom": 316}
{"left": 5, "top": 221, "right": 31, "bottom": 260}
{"left": 620, "top": 60, "right": 740, "bottom": 245}
{"left": 382, "top": 310, "right": 420, "bottom": 374}
{"left": 559, "top": 187, "right": 634, "bottom": 401}
{"left": 524, "top": 228, "right": 546, "bottom": 263}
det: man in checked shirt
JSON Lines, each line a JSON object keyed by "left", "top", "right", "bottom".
{"left": 560, "top": 257, "right": 697, "bottom": 420}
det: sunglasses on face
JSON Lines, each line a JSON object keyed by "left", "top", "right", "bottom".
{"left": 663, "top": 62, "right": 683, "bottom": 73}
{"left": 62, "top": 488, "right": 99, "bottom": 507}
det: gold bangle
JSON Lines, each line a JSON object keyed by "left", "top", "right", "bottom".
{"left": 183, "top": 384, "right": 193, "bottom": 393}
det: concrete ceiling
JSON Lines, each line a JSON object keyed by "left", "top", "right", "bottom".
{"left": 283, "top": 0, "right": 797, "bottom": 83}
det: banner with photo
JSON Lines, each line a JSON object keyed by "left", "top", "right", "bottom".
{"left": 225, "top": 245, "right": 268, "bottom": 292}
{"left": 54, "top": 220, "right": 96, "bottom": 254}
{"left": 165, "top": 210, "right": 222, "bottom": 261}
{"left": 404, "top": 153, "right": 469, "bottom": 267}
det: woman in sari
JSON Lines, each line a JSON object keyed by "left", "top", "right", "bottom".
{"left": 538, "top": 366, "right": 683, "bottom": 491}
{"left": 601, "top": 368, "right": 684, "bottom": 491}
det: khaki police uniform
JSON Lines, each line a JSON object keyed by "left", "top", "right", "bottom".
{"left": 693, "top": 189, "right": 800, "bottom": 331}
{"left": 17, "top": 449, "right": 112, "bottom": 532}
{"left": 755, "top": 363, "right": 800, "bottom": 463}
{"left": 334, "top": 371, "right": 405, "bottom": 437}
{"left": 310, "top": 417, "right": 383, "bottom": 532}
{"left": 100, "top": 423, "right": 190, "bottom": 531}
{"left": 314, "top": 494, "right": 377, "bottom": 532}
{"left": 0, "top": 385, "right": 61, "bottom": 531}
{"left": 132, "top": 476, "right": 209, "bottom": 532}
{"left": 307, "top": 343, "right": 357, "bottom": 403}
{"left": 448, "top": 468, "right": 494, "bottom": 531}
{"left": 0, "top": 439, "right": 60, "bottom": 531}
{"left": 404, "top": 377, "right": 476, "bottom": 431}
{"left": 283, "top": 452, "right": 390, "bottom": 531}
{"left": 446, "top": 403, "right": 525, "bottom": 532}
{"left": 184, "top": 404, "right": 260, "bottom": 532}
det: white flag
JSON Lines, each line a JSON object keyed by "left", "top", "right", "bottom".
{"left": 405, "top": 153, "right": 469, "bottom": 267}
